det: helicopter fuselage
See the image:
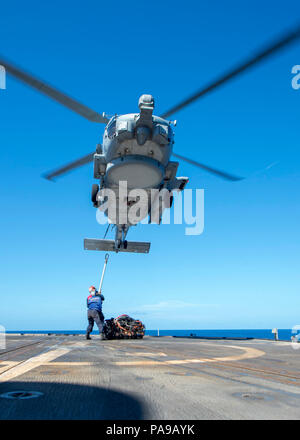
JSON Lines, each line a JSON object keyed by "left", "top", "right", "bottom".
{"left": 92, "top": 95, "right": 188, "bottom": 251}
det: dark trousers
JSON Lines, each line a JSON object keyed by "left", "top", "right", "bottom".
{"left": 86, "top": 309, "right": 104, "bottom": 335}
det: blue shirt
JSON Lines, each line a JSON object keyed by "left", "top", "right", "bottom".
{"left": 87, "top": 293, "right": 105, "bottom": 312}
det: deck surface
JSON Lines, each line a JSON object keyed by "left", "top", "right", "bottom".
{"left": 0, "top": 334, "right": 300, "bottom": 419}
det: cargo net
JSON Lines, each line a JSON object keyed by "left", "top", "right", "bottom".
{"left": 103, "top": 314, "right": 145, "bottom": 339}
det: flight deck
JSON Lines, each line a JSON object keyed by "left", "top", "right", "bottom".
{"left": 0, "top": 334, "right": 300, "bottom": 420}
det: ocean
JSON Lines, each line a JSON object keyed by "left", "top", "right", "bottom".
{"left": 5, "top": 329, "right": 296, "bottom": 341}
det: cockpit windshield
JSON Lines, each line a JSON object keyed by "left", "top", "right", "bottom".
{"left": 106, "top": 117, "right": 116, "bottom": 139}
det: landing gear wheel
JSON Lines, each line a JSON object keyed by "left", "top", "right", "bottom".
{"left": 91, "top": 184, "right": 99, "bottom": 206}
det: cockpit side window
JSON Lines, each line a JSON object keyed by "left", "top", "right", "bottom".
{"left": 107, "top": 119, "right": 116, "bottom": 139}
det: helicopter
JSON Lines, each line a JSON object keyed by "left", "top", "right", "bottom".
{"left": 1, "top": 25, "right": 300, "bottom": 253}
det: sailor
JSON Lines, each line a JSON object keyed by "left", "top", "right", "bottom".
{"left": 86, "top": 285, "right": 105, "bottom": 340}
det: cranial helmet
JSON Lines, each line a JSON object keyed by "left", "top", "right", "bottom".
{"left": 89, "top": 286, "right": 96, "bottom": 295}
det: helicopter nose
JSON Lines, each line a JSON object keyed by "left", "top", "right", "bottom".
{"left": 136, "top": 125, "right": 151, "bottom": 145}
{"left": 138, "top": 94, "right": 154, "bottom": 110}
{"left": 136, "top": 95, "right": 154, "bottom": 141}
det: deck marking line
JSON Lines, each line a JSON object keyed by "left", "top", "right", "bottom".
{"left": 0, "top": 362, "right": 19, "bottom": 374}
{"left": 114, "top": 345, "right": 265, "bottom": 366}
{"left": 42, "top": 362, "right": 93, "bottom": 366}
{"left": 0, "top": 347, "right": 71, "bottom": 382}
{"left": 125, "top": 352, "right": 167, "bottom": 357}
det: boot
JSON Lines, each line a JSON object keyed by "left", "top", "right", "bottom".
{"left": 86, "top": 333, "right": 91, "bottom": 340}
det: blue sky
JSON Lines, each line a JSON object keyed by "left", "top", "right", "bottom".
{"left": 0, "top": 0, "right": 300, "bottom": 330}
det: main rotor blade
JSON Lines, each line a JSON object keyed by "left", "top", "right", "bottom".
{"left": 43, "top": 152, "right": 94, "bottom": 181}
{"left": 0, "top": 57, "right": 109, "bottom": 123}
{"left": 161, "top": 24, "right": 300, "bottom": 119}
{"left": 172, "top": 152, "right": 243, "bottom": 181}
